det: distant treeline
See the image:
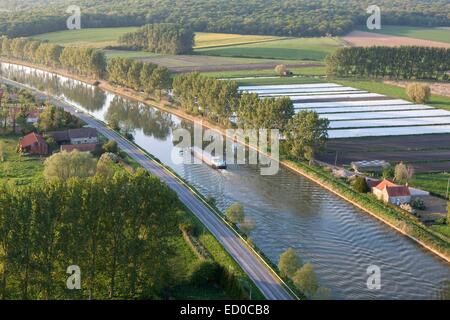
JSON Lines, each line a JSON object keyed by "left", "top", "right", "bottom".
{"left": 0, "top": 0, "right": 449, "bottom": 37}
{"left": 0, "top": 37, "right": 106, "bottom": 78}
{"left": 0, "top": 170, "right": 181, "bottom": 299}
{"left": 326, "top": 46, "right": 450, "bottom": 81}
{"left": 172, "top": 72, "right": 294, "bottom": 130}
{"left": 118, "top": 23, "right": 194, "bottom": 55}
{"left": 107, "top": 57, "right": 172, "bottom": 98}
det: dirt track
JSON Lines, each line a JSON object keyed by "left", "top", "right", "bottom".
{"left": 342, "top": 31, "right": 450, "bottom": 48}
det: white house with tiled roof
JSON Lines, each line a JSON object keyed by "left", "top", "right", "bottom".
{"left": 373, "top": 180, "right": 411, "bottom": 205}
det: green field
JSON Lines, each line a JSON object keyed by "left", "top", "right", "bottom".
{"left": 364, "top": 26, "right": 450, "bottom": 44}
{"left": 32, "top": 27, "right": 139, "bottom": 48}
{"left": 335, "top": 80, "right": 450, "bottom": 111}
{"left": 33, "top": 28, "right": 331, "bottom": 66}
{"left": 196, "top": 37, "right": 341, "bottom": 61}
{"left": 33, "top": 28, "right": 283, "bottom": 50}
{"left": 411, "top": 172, "right": 450, "bottom": 198}
{"left": 0, "top": 136, "right": 44, "bottom": 184}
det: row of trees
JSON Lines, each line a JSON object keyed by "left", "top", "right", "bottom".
{"left": 172, "top": 73, "right": 329, "bottom": 161}
{"left": 107, "top": 57, "right": 171, "bottom": 99}
{"left": 118, "top": 23, "right": 194, "bottom": 55}
{"left": 237, "top": 93, "right": 295, "bottom": 133}
{"left": 1, "top": 0, "right": 449, "bottom": 38}
{"left": 0, "top": 37, "right": 107, "bottom": 78}
{"left": 173, "top": 73, "right": 297, "bottom": 131}
{"left": 0, "top": 37, "right": 62, "bottom": 67}
{"left": 172, "top": 73, "right": 239, "bottom": 125}
{"left": 0, "top": 169, "right": 182, "bottom": 299}
{"left": 326, "top": 46, "right": 450, "bottom": 81}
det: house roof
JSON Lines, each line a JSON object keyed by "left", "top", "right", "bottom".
{"left": 68, "top": 128, "right": 97, "bottom": 139}
{"left": 367, "top": 179, "right": 381, "bottom": 188}
{"left": 48, "top": 128, "right": 98, "bottom": 142}
{"left": 374, "top": 179, "right": 398, "bottom": 191}
{"left": 20, "top": 132, "right": 47, "bottom": 148}
{"left": 48, "top": 130, "right": 70, "bottom": 142}
{"left": 61, "top": 144, "right": 97, "bottom": 153}
{"left": 386, "top": 186, "right": 411, "bottom": 197}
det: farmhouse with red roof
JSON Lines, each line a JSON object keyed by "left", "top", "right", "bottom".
{"left": 19, "top": 132, "right": 49, "bottom": 155}
{"left": 372, "top": 179, "right": 411, "bottom": 205}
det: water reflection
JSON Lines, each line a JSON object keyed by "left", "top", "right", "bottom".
{"left": 0, "top": 63, "right": 106, "bottom": 112}
{"left": 105, "top": 96, "right": 173, "bottom": 140}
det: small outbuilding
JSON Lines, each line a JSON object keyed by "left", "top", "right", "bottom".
{"left": 61, "top": 144, "right": 97, "bottom": 153}
{"left": 19, "top": 132, "right": 48, "bottom": 155}
{"left": 351, "top": 160, "right": 390, "bottom": 173}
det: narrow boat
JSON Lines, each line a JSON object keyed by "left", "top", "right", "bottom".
{"left": 190, "top": 146, "right": 227, "bottom": 169}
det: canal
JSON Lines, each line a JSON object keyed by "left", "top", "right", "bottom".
{"left": 1, "top": 62, "right": 449, "bottom": 299}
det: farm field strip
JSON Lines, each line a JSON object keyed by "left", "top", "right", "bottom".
{"left": 360, "top": 26, "right": 450, "bottom": 44}
{"left": 329, "top": 126, "right": 450, "bottom": 139}
{"left": 319, "top": 134, "right": 450, "bottom": 172}
{"left": 322, "top": 109, "right": 450, "bottom": 121}
{"left": 195, "top": 37, "right": 341, "bottom": 61}
{"left": 243, "top": 82, "right": 450, "bottom": 138}
{"left": 288, "top": 93, "right": 385, "bottom": 101}
{"left": 260, "top": 90, "right": 368, "bottom": 97}
{"left": 238, "top": 83, "right": 342, "bottom": 90}
{"left": 329, "top": 117, "right": 450, "bottom": 129}
{"left": 299, "top": 105, "right": 434, "bottom": 114}
{"left": 242, "top": 86, "right": 361, "bottom": 94}
{"left": 294, "top": 99, "right": 413, "bottom": 108}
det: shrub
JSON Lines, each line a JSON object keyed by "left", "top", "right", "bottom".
{"left": 225, "top": 203, "right": 245, "bottom": 224}
{"left": 180, "top": 221, "right": 199, "bottom": 237}
{"left": 275, "top": 64, "right": 290, "bottom": 76}
{"left": 190, "top": 260, "right": 221, "bottom": 287}
{"left": 406, "top": 83, "right": 431, "bottom": 103}
{"left": 206, "top": 195, "right": 216, "bottom": 207}
{"left": 411, "top": 198, "right": 426, "bottom": 210}
{"left": 278, "top": 248, "right": 302, "bottom": 279}
{"left": 382, "top": 165, "right": 394, "bottom": 179}
{"left": 292, "top": 263, "right": 319, "bottom": 298}
{"left": 352, "top": 176, "right": 369, "bottom": 193}
{"left": 103, "top": 140, "right": 119, "bottom": 154}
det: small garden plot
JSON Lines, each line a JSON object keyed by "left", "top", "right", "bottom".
{"left": 294, "top": 99, "right": 412, "bottom": 109}
{"left": 301, "top": 105, "right": 433, "bottom": 114}
{"left": 323, "top": 109, "right": 450, "bottom": 121}
{"left": 329, "top": 125, "right": 450, "bottom": 139}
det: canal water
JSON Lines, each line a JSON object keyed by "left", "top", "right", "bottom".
{"left": 1, "top": 62, "right": 449, "bottom": 299}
